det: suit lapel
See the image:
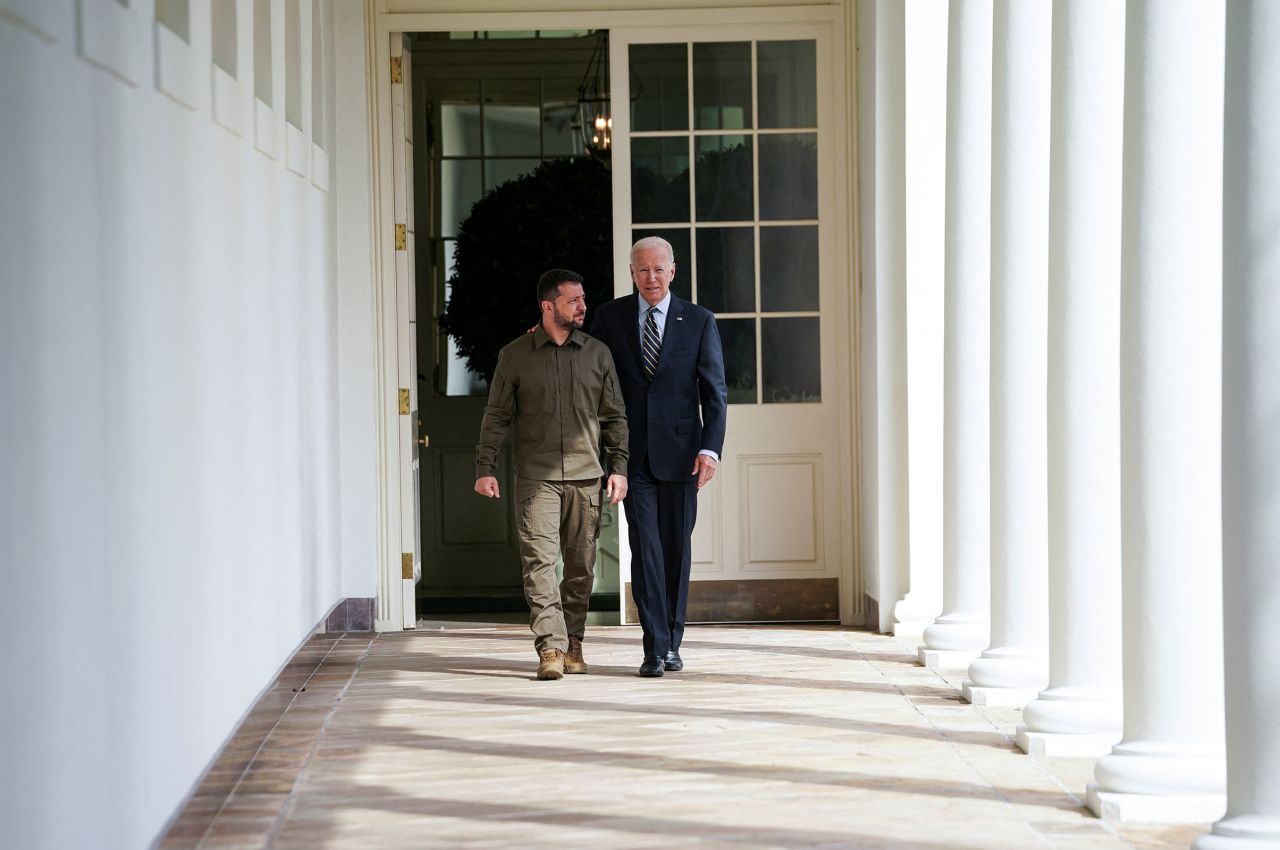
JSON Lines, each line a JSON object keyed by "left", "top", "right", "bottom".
{"left": 653, "top": 295, "right": 685, "bottom": 380}
{"left": 622, "top": 292, "right": 645, "bottom": 375}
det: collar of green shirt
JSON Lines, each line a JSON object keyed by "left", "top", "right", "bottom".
{"left": 532, "top": 326, "right": 587, "bottom": 349}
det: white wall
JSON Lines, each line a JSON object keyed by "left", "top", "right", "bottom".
{"left": 0, "top": 1, "right": 369, "bottom": 847}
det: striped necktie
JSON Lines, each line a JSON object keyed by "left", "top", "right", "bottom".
{"left": 642, "top": 306, "right": 662, "bottom": 379}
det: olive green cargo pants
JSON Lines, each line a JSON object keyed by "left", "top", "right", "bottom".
{"left": 514, "top": 477, "right": 602, "bottom": 653}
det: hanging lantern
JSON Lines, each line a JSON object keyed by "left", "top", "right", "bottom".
{"left": 574, "top": 30, "right": 612, "bottom": 156}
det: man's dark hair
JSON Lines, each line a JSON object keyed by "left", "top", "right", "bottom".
{"left": 537, "top": 268, "right": 584, "bottom": 305}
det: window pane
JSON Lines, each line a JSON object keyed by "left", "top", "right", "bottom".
{"left": 441, "top": 103, "right": 481, "bottom": 156}
{"left": 253, "top": 0, "right": 271, "bottom": 103}
{"left": 212, "top": 0, "right": 236, "bottom": 75}
{"left": 441, "top": 159, "right": 482, "bottom": 237}
{"left": 483, "top": 103, "right": 540, "bottom": 157}
{"left": 763, "top": 317, "right": 820, "bottom": 403}
{"left": 630, "top": 43, "right": 689, "bottom": 132}
{"left": 542, "top": 77, "right": 580, "bottom": 156}
{"left": 632, "top": 137, "right": 690, "bottom": 223}
{"left": 442, "top": 239, "right": 489, "bottom": 396}
{"left": 759, "top": 133, "right": 817, "bottom": 220}
{"left": 158, "top": 0, "right": 190, "bottom": 42}
{"left": 760, "top": 225, "right": 819, "bottom": 311}
{"left": 693, "top": 42, "right": 752, "bottom": 130}
{"left": 695, "top": 135, "right": 753, "bottom": 221}
{"left": 485, "top": 158, "right": 540, "bottom": 190}
{"left": 718, "top": 318, "right": 758, "bottom": 404}
{"left": 631, "top": 228, "right": 691, "bottom": 301}
{"left": 758, "top": 41, "right": 817, "bottom": 129}
{"left": 696, "top": 227, "right": 755, "bottom": 313}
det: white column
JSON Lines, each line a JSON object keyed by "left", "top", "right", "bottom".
{"left": 867, "top": 0, "right": 912, "bottom": 635}
{"left": 962, "top": 0, "right": 1050, "bottom": 708}
{"left": 1194, "top": 3, "right": 1280, "bottom": 847}
{"left": 856, "top": 0, "right": 883, "bottom": 632}
{"left": 896, "top": 0, "right": 948, "bottom": 640}
{"left": 1087, "top": 0, "right": 1227, "bottom": 824}
{"left": 1015, "top": 0, "right": 1124, "bottom": 756}
{"left": 919, "top": 0, "right": 991, "bottom": 669}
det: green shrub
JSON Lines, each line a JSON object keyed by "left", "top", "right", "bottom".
{"left": 440, "top": 157, "right": 614, "bottom": 383}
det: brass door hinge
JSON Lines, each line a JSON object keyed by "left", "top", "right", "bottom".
{"left": 395, "top": 223, "right": 406, "bottom": 250}
{"left": 390, "top": 55, "right": 402, "bottom": 84}
{"left": 399, "top": 388, "right": 410, "bottom": 415}
{"left": 401, "top": 552, "right": 414, "bottom": 579}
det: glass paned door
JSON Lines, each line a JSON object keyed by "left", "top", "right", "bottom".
{"left": 612, "top": 23, "right": 850, "bottom": 622}
{"left": 627, "top": 38, "right": 822, "bottom": 406}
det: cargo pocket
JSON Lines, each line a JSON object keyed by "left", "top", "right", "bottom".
{"left": 587, "top": 489, "right": 602, "bottom": 542}
{"left": 515, "top": 478, "right": 542, "bottom": 530}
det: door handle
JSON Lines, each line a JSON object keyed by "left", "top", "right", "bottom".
{"left": 417, "top": 434, "right": 430, "bottom": 448}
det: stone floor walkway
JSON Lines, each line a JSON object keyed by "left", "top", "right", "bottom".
{"left": 159, "top": 625, "right": 1209, "bottom": 850}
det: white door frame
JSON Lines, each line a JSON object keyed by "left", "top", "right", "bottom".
{"left": 363, "top": 0, "right": 865, "bottom": 629}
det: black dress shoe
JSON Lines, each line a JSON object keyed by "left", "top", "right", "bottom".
{"left": 663, "top": 649, "right": 683, "bottom": 672}
{"left": 638, "top": 656, "right": 665, "bottom": 677}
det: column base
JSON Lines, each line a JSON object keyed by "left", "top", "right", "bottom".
{"left": 1022, "top": 686, "right": 1123, "bottom": 740}
{"left": 966, "top": 647, "right": 1048, "bottom": 691}
{"left": 1193, "top": 816, "right": 1280, "bottom": 850}
{"left": 962, "top": 683, "right": 1040, "bottom": 707}
{"left": 1094, "top": 741, "right": 1226, "bottom": 800}
{"left": 918, "top": 646, "right": 981, "bottom": 668}
{"left": 893, "top": 619, "right": 930, "bottom": 640}
{"left": 893, "top": 595, "right": 940, "bottom": 640}
{"left": 921, "top": 614, "right": 989, "bottom": 653}
{"left": 1015, "top": 726, "right": 1120, "bottom": 757}
{"left": 1087, "top": 785, "right": 1226, "bottom": 824}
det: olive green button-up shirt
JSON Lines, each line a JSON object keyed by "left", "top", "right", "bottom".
{"left": 476, "top": 327, "right": 629, "bottom": 482}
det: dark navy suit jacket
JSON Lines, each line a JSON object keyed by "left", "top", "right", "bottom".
{"left": 590, "top": 293, "right": 729, "bottom": 481}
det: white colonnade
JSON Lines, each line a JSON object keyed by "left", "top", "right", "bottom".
{"left": 872, "top": 0, "right": 1280, "bottom": 834}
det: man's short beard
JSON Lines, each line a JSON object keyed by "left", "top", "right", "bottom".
{"left": 555, "top": 312, "right": 584, "bottom": 331}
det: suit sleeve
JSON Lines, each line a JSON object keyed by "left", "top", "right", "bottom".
{"left": 475, "top": 348, "right": 515, "bottom": 478}
{"left": 697, "top": 313, "right": 729, "bottom": 456}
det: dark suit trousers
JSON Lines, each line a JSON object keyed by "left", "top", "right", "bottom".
{"left": 624, "top": 457, "right": 698, "bottom": 659}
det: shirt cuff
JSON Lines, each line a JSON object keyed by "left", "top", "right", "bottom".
{"left": 698, "top": 449, "right": 720, "bottom": 463}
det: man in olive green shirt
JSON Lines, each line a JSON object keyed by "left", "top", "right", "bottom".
{"left": 475, "top": 269, "right": 629, "bottom": 680}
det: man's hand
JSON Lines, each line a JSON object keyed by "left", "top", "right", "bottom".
{"left": 475, "top": 476, "right": 501, "bottom": 498}
{"left": 605, "top": 474, "right": 628, "bottom": 504}
{"left": 692, "top": 454, "right": 718, "bottom": 490}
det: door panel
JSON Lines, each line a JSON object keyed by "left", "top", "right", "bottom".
{"left": 613, "top": 24, "right": 849, "bottom": 622}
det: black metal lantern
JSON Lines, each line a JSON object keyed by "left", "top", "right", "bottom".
{"left": 574, "top": 30, "right": 613, "bottom": 155}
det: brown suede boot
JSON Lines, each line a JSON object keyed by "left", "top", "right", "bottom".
{"left": 536, "top": 648, "right": 565, "bottom": 680}
{"left": 564, "top": 637, "right": 588, "bottom": 674}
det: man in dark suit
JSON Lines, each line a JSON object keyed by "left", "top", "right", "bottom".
{"left": 590, "top": 236, "right": 728, "bottom": 677}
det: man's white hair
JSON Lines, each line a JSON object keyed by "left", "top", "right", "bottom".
{"left": 630, "top": 236, "right": 675, "bottom": 265}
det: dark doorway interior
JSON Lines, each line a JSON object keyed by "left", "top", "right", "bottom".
{"left": 411, "top": 30, "right": 620, "bottom": 621}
